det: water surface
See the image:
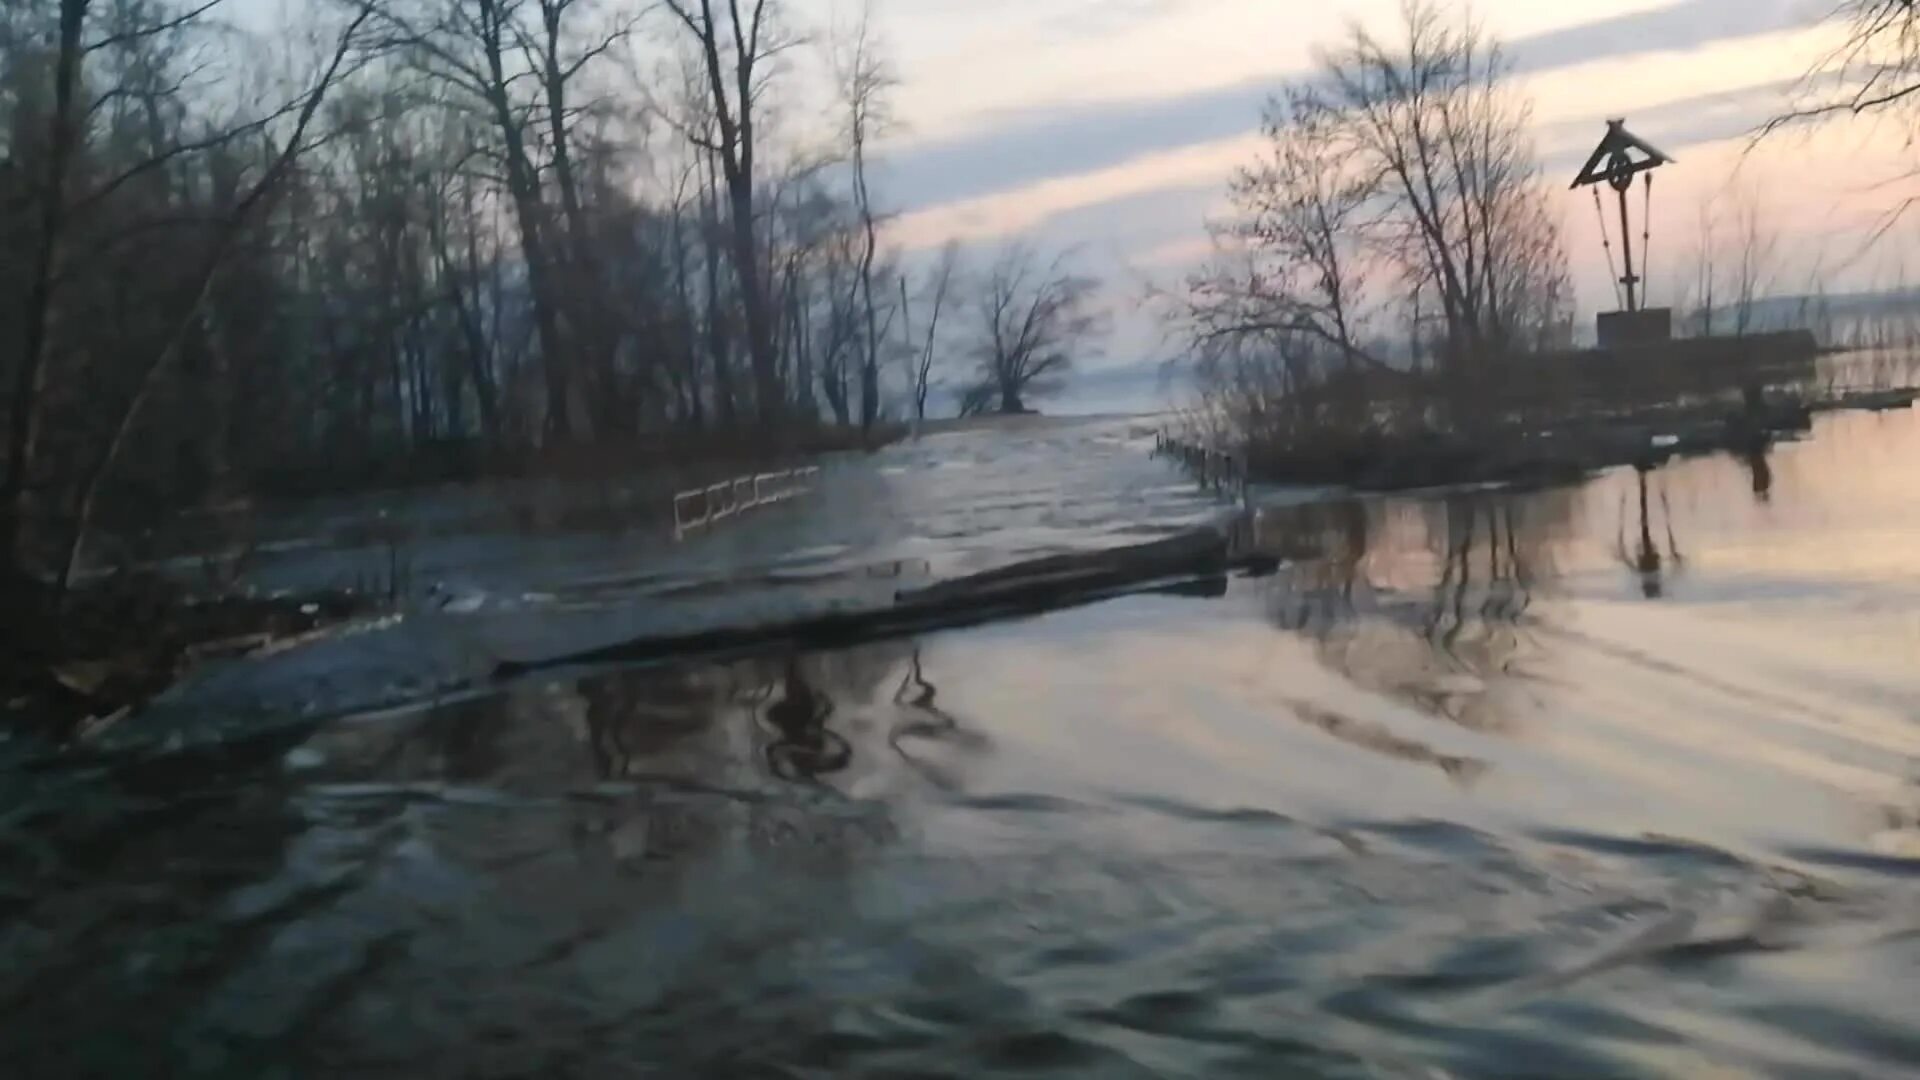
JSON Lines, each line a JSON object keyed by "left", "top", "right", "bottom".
{"left": 5, "top": 409, "right": 1920, "bottom": 1077}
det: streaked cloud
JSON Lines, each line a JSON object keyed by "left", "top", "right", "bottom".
{"left": 871, "top": 0, "right": 1919, "bottom": 370}
{"left": 881, "top": 0, "right": 1830, "bottom": 218}
{"left": 888, "top": 133, "right": 1257, "bottom": 249}
{"left": 1508, "top": 0, "right": 1821, "bottom": 77}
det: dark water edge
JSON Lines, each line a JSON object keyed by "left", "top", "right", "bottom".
{"left": 5, "top": 408, "right": 1920, "bottom": 1078}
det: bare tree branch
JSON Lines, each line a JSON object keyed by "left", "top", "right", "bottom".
{"left": 58, "top": 4, "right": 376, "bottom": 596}
{"left": 82, "top": 0, "right": 227, "bottom": 55}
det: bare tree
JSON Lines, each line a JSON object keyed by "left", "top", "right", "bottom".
{"left": 1768, "top": 3, "right": 1920, "bottom": 240}
{"left": 812, "top": 207, "right": 864, "bottom": 425}
{"left": 4, "top": 1, "right": 380, "bottom": 571}
{"left": 57, "top": 8, "right": 374, "bottom": 594}
{"left": 1776, "top": 1, "right": 1920, "bottom": 126}
{"left": 658, "top": 153, "right": 710, "bottom": 425}
{"left": 831, "top": 0, "right": 896, "bottom": 433}
{"left": 1175, "top": 0, "right": 1570, "bottom": 444}
{"left": 3, "top": 0, "right": 91, "bottom": 563}
{"left": 966, "top": 245, "right": 1102, "bottom": 415}
{"left": 900, "top": 241, "right": 960, "bottom": 422}
{"left": 1681, "top": 199, "right": 1721, "bottom": 338}
{"left": 0, "top": 0, "right": 923, "bottom": 614}
{"left": 368, "top": 0, "right": 582, "bottom": 441}
{"left": 1731, "top": 187, "right": 1779, "bottom": 337}
{"left": 661, "top": 0, "right": 791, "bottom": 422}
{"left": 424, "top": 130, "right": 505, "bottom": 441}
{"left": 1180, "top": 86, "right": 1384, "bottom": 413}
{"left": 658, "top": 50, "right": 747, "bottom": 425}
{"left": 767, "top": 160, "right": 830, "bottom": 419}
{"left": 1310, "top": 0, "right": 1567, "bottom": 367}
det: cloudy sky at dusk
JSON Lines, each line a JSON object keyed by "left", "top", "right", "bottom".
{"left": 231, "top": 0, "right": 1920, "bottom": 386}
{"left": 858, "top": 0, "right": 1919, "bottom": 372}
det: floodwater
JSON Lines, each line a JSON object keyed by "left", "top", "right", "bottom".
{"left": 6, "top": 408, "right": 1920, "bottom": 1077}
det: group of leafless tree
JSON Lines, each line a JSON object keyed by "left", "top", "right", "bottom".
{"left": 0, "top": 0, "right": 1100, "bottom": 591}
{"left": 1175, "top": 0, "right": 1573, "bottom": 445}
{"left": 1177, "top": 0, "right": 1920, "bottom": 457}
{"left": 1676, "top": 187, "right": 1783, "bottom": 339}
{"left": 2, "top": 0, "right": 380, "bottom": 592}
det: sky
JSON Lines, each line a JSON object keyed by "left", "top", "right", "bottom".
{"left": 860, "top": 0, "right": 1920, "bottom": 377}
{"left": 226, "top": 0, "right": 1920, "bottom": 390}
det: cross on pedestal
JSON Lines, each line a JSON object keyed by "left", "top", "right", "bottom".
{"left": 1571, "top": 120, "right": 1672, "bottom": 314}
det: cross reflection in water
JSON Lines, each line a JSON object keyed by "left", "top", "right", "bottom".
{"left": 1617, "top": 465, "right": 1687, "bottom": 599}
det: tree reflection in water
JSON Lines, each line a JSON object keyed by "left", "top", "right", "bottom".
{"left": 1256, "top": 489, "right": 1577, "bottom": 735}
{"left": 761, "top": 656, "right": 853, "bottom": 781}
{"left": 571, "top": 642, "right": 926, "bottom": 786}
{"left": 888, "top": 647, "right": 991, "bottom": 790}
{"left": 580, "top": 667, "right": 720, "bottom": 780}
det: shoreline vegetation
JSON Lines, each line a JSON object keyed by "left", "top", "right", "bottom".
{"left": 1164, "top": 1, "right": 1920, "bottom": 500}
{"left": 1164, "top": 338, "right": 1920, "bottom": 493}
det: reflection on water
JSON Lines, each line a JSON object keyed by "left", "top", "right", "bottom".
{"left": 7, "top": 410, "right": 1920, "bottom": 1077}
{"left": 1744, "top": 440, "right": 1774, "bottom": 503}
{"left": 1617, "top": 466, "right": 1683, "bottom": 599}
{"left": 580, "top": 664, "right": 721, "bottom": 779}
{"left": 763, "top": 657, "right": 852, "bottom": 781}
{"left": 1252, "top": 489, "right": 1575, "bottom": 737}
{"left": 889, "top": 648, "right": 993, "bottom": 791}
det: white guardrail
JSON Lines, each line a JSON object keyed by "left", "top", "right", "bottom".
{"left": 672, "top": 465, "right": 821, "bottom": 540}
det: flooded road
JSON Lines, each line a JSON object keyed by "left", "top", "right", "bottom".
{"left": 114, "top": 414, "right": 1227, "bottom": 733}
{"left": 6, "top": 409, "right": 1920, "bottom": 1077}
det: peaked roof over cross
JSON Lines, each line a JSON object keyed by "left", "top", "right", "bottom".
{"left": 1570, "top": 119, "right": 1674, "bottom": 190}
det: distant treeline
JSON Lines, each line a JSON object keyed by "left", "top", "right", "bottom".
{"left": 0, "top": 0, "right": 1104, "bottom": 588}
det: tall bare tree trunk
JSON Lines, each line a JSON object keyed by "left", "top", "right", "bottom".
{"left": 57, "top": 8, "right": 368, "bottom": 596}
{"left": 701, "top": 149, "right": 737, "bottom": 423}
{"left": 667, "top": 0, "right": 782, "bottom": 423}
{"left": 475, "top": 0, "right": 572, "bottom": 443}
{"left": 666, "top": 192, "right": 705, "bottom": 428}
{"left": 536, "top": 0, "right": 627, "bottom": 436}
{"left": 439, "top": 172, "right": 502, "bottom": 440}
{"left": 4, "top": 0, "right": 89, "bottom": 565}
{"left": 835, "top": 4, "right": 893, "bottom": 433}
{"left": 727, "top": 176, "right": 779, "bottom": 419}
{"left": 790, "top": 259, "right": 816, "bottom": 418}
{"left": 854, "top": 155, "right": 881, "bottom": 431}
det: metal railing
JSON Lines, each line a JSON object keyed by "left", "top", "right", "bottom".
{"left": 672, "top": 465, "right": 821, "bottom": 539}
{"left": 1154, "top": 430, "right": 1248, "bottom": 502}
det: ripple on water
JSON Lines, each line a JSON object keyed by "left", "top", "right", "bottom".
{"left": 11, "top": 411, "right": 1920, "bottom": 1076}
